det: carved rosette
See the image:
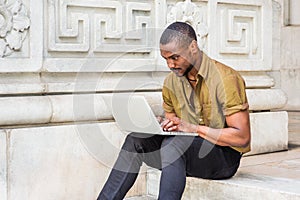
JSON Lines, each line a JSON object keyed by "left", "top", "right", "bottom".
{"left": 0, "top": 0, "right": 30, "bottom": 57}
{"left": 167, "top": 0, "right": 208, "bottom": 50}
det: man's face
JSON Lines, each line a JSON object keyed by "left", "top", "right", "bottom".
{"left": 160, "top": 41, "right": 193, "bottom": 77}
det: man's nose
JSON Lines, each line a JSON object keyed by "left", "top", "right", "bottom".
{"left": 167, "top": 59, "right": 175, "bottom": 68}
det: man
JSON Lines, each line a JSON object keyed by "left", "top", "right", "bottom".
{"left": 98, "top": 22, "right": 251, "bottom": 200}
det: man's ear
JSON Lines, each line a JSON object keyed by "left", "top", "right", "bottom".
{"left": 190, "top": 40, "right": 198, "bottom": 54}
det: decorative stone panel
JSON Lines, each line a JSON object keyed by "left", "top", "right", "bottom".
{"left": 0, "top": 0, "right": 30, "bottom": 57}
{"left": 47, "top": 0, "right": 152, "bottom": 53}
{"left": 0, "top": 0, "right": 43, "bottom": 72}
{"left": 207, "top": 0, "right": 272, "bottom": 71}
{"left": 44, "top": 0, "right": 163, "bottom": 72}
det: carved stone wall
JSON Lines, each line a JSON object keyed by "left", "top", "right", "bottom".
{"left": 0, "top": 0, "right": 287, "bottom": 121}
{"left": 0, "top": 0, "right": 293, "bottom": 200}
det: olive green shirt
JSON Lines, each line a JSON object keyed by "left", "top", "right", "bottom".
{"left": 162, "top": 53, "right": 250, "bottom": 153}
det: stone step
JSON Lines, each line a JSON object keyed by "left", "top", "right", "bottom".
{"left": 144, "top": 169, "right": 300, "bottom": 200}
{"left": 143, "top": 144, "right": 300, "bottom": 200}
{"left": 183, "top": 173, "right": 300, "bottom": 200}
{"left": 128, "top": 173, "right": 300, "bottom": 200}
{"left": 125, "top": 195, "right": 156, "bottom": 200}
{"left": 144, "top": 147, "right": 300, "bottom": 200}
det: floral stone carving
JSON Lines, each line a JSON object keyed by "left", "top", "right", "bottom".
{"left": 0, "top": 0, "right": 30, "bottom": 57}
{"left": 167, "top": 0, "right": 208, "bottom": 50}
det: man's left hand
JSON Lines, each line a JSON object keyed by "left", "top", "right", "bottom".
{"left": 161, "top": 117, "right": 198, "bottom": 133}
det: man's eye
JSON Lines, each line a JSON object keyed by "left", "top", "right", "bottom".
{"left": 172, "top": 55, "right": 179, "bottom": 60}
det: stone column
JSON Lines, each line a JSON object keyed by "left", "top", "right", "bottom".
{"left": 289, "top": 0, "right": 300, "bottom": 25}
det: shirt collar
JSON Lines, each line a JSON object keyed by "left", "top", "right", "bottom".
{"left": 197, "top": 52, "right": 209, "bottom": 79}
{"left": 177, "top": 52, "right": 209, "bottom": 82}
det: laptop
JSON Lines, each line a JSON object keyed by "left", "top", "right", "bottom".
{"left": 108, "top": 94, "right": 198, "bottom": 136}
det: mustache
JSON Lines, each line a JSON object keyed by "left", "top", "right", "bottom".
{"left": 170, "top": 68, "right": 181, "bottom": 72}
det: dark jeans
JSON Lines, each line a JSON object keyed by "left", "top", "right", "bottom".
{"left": 97, "top": 133, "right": 242, "bottom": 200}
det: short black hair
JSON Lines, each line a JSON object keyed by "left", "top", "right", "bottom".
{"left": 160, "top": 22, "right": 197, "bottom": 48}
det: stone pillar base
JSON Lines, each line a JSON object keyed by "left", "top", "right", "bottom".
{"left": 246, "top": 111, "right": 289, "bottom": 156}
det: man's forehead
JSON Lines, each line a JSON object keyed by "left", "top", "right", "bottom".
{"left": 160, "top": 41, "right": 182, "bottom": 52}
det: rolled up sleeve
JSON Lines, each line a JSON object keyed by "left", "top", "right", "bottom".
{"left": 219, "top": 75, "right": 249, "bottom": 116}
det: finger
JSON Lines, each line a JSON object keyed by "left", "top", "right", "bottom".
{"left": 161, "top": 119, "right": 170, "bottom": 129}
{"left": 163, "top": 120, "right": 174, "bottom": 131}
{"left": 161, "top": 120, "right": 171, "bottom": 131}
{"left": 167, "top": 125, "right": 178, "bottom": 131}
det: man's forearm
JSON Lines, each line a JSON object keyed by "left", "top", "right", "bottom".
{"left": 196, "top": 125, "right": 250, "bottom": 147}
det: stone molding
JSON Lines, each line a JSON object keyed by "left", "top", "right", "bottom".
{"left": 0, "top": 90, "right": 286, "bottom": 126}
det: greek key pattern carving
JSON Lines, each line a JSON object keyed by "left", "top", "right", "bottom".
{"left": 206, "top": 0, "right": 272, "bottom": 71}
{"left": 48, "top": 0, "right": 153, "bottom": 53}
{"left": 218, "top": 4, "right": 260, "bottom": 57}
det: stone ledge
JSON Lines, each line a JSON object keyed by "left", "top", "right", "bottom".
{"left": 183, "top": 172, "right": 300, "bottom": 200}
{"left": 147, "top": 169, "right": 300, "bottom": 200}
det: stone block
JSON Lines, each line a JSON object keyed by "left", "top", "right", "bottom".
{"left": 246, "top": 111, "right": 289, "bottom": 156}
{"left": 0, "top": 130, "right": 7, "bottom": 200}
{"left": 147, "top": 168, "right": 161, "bottom": 197}
{"left": 0, "top": 97, "right": 52, "bottom": 125}
{"left": 281, "top": 26, "right": 300, "bottom": 69}
{"left": 6, "top": 123, "right": 144, "bottom": 200}
{"left": 280, "top": 69, "right": 300, "bottom": 110}
{"left": 246, "top": 89, "right": 287, "bottom": 111}
{"left": 0, "top": 73, "right": 44, "bottom": 95}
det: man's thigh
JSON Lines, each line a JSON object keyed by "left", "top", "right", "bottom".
{"left": 123, "top": 132, "right": 165, "bottom": 169}
{"left": 185, "top": 137, "right": 242, "bottom": 179}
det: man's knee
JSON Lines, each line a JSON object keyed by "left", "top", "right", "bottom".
{"left": 161, "top": 136, "right": 194, "bottom": 155}
{"left": 121, "top": 133, "right": 148, "bottom": 153}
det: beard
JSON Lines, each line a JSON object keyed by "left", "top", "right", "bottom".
{"left": 170, "top": 64, "right": 194, "bottom": 77}
{"left": 183, "top": 64, "right": 194, "bottom": 76}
